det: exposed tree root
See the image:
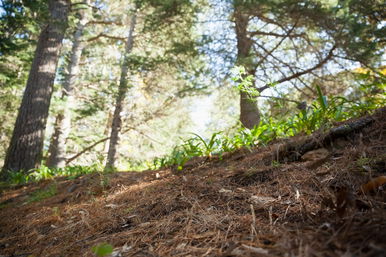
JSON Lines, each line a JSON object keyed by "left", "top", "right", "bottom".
{"left": 276, "top": 107, "right": 385, "bottom": 162}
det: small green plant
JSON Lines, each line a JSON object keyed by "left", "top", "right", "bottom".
{"left": 91, "top": 243, "right": 113, "bottom": 257}
{"left": 191, "top": 132, "right": 221, "bottom": 157}
{"left": 52, "top": 206, "right": 60, "bottom": 217}
{"left": 171, "top": 147, "right": 190, "bottom": 170}
{"left": 7, "top": 170, "right": 29, "bottom": 184}
{"left": 271, "top": 160, "right": 281, "bottom": 167}
{"left": 27, "top": 184, "right": 57, "bottom": 203}
{"left": 99, "top": 172, "right": 110, "bottom": 189}
{"left": 124, "top": 206, "right": 134, "bottom": 214}
{"left": 232, "top": 66, "right": 257, "bottom": 95}
{"left": 356, "top": 157, "right": 371, "bottom": 167}
{"left": 0, "top": 202, "right": 9, "bottom": 209}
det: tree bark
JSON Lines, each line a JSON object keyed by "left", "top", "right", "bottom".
{"left": 1, "top": 0, "right": 70, "bottom": 176}
{"left": 46, "top": 2, "right": 90, "bottom": 168}
{"left": 103, "top": 111, "right": 113, "bottom": 153}
{"left": 105, "top": 12, "right": 137, "bottom": 170}
{"left": 234, "top": 6, "right": 261, "bottom": 129}
{"left": 240, "top": 90, "right": 260, "bottom": 129}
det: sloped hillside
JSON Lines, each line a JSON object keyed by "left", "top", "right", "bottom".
{"left": 1, "top": 108, "right": 385, "bottom": 257}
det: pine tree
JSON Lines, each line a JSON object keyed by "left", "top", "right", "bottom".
{"left": 105, "top": 10, "right": 137, "bottom": 170}
{"left": 2, "top": 0, "right": 70, "bottom": 177}
{"left": 46, "top": 1, "right": 91, "bottom": 168}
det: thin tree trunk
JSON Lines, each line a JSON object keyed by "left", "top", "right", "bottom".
{"left": 103, "top": 111, "right": 113, "bottom": 153}
{"left": 105, "top": 12, "right": 137, "bottom": 170}
{"left": 234, "top": 5, "right": 261, "bottom": 129}
{"left": 46, "top": 3, "right": 89, "bottom": 168}
{"left": 1, "top": 0, "right": 70, "bottom": 176}
{"left": 240, "top": 90, "right": 260, "bottom": 129}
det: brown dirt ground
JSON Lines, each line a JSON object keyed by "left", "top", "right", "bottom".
{"left": 1, "top": 109, "right": 385, "bottom": 257}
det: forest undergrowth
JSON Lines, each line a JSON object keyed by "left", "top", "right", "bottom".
{"left": 3, "top": 79, "right": 385, "bottom": 185}
{"left": 0, "top": 107, "right": 385, "bottom": 257}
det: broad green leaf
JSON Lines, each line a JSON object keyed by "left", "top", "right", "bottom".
{"left": 91, "top": 243, "right": 113, "bottom": 257}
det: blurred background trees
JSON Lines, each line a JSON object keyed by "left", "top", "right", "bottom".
{"left": 0, "top": 0, "right": 384, "bottom": 178}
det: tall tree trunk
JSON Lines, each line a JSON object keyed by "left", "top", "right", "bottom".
{"left": 105, "top": 13, "right": 137, "bottom": 170}
{"left": 234, "top": 5, "right": 261, "bottom": 129}
{"left": 1, "top": 0, "right": 70, "bottom": 176}
{"left": 239, "top": 90, "right": 260, "bottom": 129}
{"left": 46, "top": 3, "right": 89, "bottom": 168}
{"left": 103, "top": 111, "right": 113, "bottom": 154}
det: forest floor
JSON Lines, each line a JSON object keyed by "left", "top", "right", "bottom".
{"left": 1, "top": 108, "right": 385, "bottom": 257}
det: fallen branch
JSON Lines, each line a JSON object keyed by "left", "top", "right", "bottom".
{"left": 276, "top": 108, "right": 384, "bottom": 162}
{"left": 226, "top": 108, "right": 384, "bottom": 183}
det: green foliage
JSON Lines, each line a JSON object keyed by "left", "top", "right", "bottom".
{"left": 139, "top": 0, "right": 194, "bottom": 30}
{"left": 232, "top": 66, "right": 260, "bottom": 97}
{"left": 192, "top": 132, "right": 221, "bottom": 157}
{"left": 98, "top": 172, "right": 111, "bottom": 190}
{"left": 6, "top": 171, "right": 30, "bottom": 185}
{"left": 91, "top": 243, "right": 114, "bottom": 257}
{"left": 267, "top": 0, "right": 386, "bottom": 64}
{"left": 27, "top": 184, "right": 57, "bottom": 203}
{"left": 0, "top": 0, "right": 47, "bottom": 54}
{"left": 151, "top": 132, "right": 223, "bottom": 170}
{"left": 150, "top": 69, "right": 385, "bottom": 171}
{"left": 5, "top": 164, "right": 103, "bottom": 185}
{"left": 336, "top": 0, "right": 386, "bottom": 64}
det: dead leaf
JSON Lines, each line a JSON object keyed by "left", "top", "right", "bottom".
{"left": 219, "top": 188, "right": 233, "bottom": 194}
{"left": 250, "top": 195, "right": 276, "bottom": 206}
{"left": 359, "top": 176, "right": 386, "bottom": 194}
{"left": 302, "top": 148, "right": 329, "bottom": 162}
{"left": 105, "top": 204, "right": 119, "bottom": 209}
